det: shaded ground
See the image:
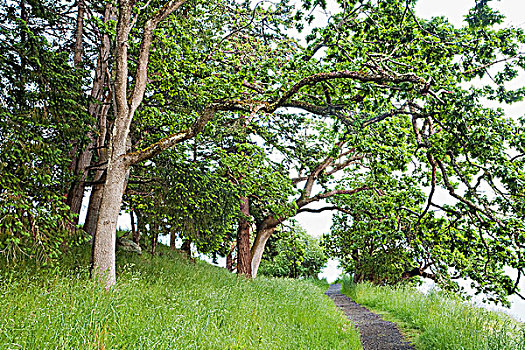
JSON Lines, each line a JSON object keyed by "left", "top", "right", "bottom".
{"left": 325, "top": 284, "right": 415, "bottom": 350}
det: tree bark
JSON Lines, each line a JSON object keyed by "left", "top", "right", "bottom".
{"left": 250, "top": 226, "right": 276, "bottom": 278}
{"left": 66, "top": 150, "right": 91, "bottom": 223}
{"left": 84, "top": 179, "right": 104, "bottom": 236}
{"left": 181, "top": 238, "right": 191, "bottom": 257}
{"left": 91, "top": 0, "right": 187, "bottom": 287}
{"left": 92, "top": 158, "right": 128, "bottom": 288}
{"left": 226, "top": 241, "right": 235, "bottom": 272}
{"left": 151, "top": 222, "right": 159, "bottom": 256}
{"left": 169, "top": 230, "right": 176, "bottom": 250}
{"left": 236, "top": 196, "right": 252, "bottom": 277}
{"left": 130, "top": 210, "right": 136, "bottom": 242}
{"left": 226, "top": 248, "right": 234, "bottom": 272}
{"left": 74, "top": 0, "right": 85, "bottom": 66}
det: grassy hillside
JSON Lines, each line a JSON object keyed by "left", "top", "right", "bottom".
{"left": 0, "top": 247, "right": 361, "bottom": 350}
{"left": 342, "top": 278, "right": 525, "bottom": 350}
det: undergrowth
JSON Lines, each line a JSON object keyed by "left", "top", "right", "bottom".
{"left": 0, "top": 246, "right": 361, "bottom": 349}
{"left": 341, "top": 277, "right": 525, "bottom": 350}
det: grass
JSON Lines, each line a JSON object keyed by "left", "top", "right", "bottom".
{"left": 0, "top": 246, "right": 361, "bottom": 350}
{"left": 341, "top": 277, "right": 525, "bottom": 350}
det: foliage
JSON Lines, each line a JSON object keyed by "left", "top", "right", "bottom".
{"left": 259, "top": 222, "right": 327, "bottom": 278}
{"left": 304, "top": 0, "right": 525, "bottom": 303}
{"left": 323, "top": 174, "right": 423, "bottom": 284}
{"left": 1, "top": 0, "right": 525, "bottom": 304}
{"left": 125, "top": 147, "right": 240, "bottom": 255}
{"left": 0, "top": 246, "right": 361, "bottom": 349}
{"left": 0, "top": 1, "right": 90, "bottom": 263}
{"left": 342, "top": 278, "right": 525, "bottom": 350}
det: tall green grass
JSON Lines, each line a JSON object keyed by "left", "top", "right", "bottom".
{"left": 0, "top": 247, "right": 361, "bottom": 349}
{"left": 341, "top": 277, "right": 525, "bottom": 350}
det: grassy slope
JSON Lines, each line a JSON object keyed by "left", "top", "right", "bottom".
{"left": 0, "top": 247, "right": 361, "bottom": 350}
{"left": 342, "top": 279, "right": 525, "bottom": 350}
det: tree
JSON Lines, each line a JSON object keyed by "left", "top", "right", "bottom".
{"left": 250, "top": 0, "right": 525, "bottom": 302}
{"left": 0, "top": 0, "right": 90, "bottom": 262}
{"left": 2, "top": 0, "right": 524, "bottom": 303}
{"left": 90, "top": 0, "right": 305, "bottom": 285}
{"left": 259, "top": 221, "right": 327, "bottom": 279}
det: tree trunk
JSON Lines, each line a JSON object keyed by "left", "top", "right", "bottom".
{"left": 64, "top": 0, "right": 87, "bottom": 222}
{"left": 92, "top": 158, "right": 129, "bottom": 288}
{"left": 226, "top": 248, "right": 234, "bottom": 272}
{"left": 226, "top": 241, "right": 235, "bottom": 272}
{"left": 250, "top": 226, "right": 275, "bottom": 278}
{"left": 91, "top": 0, "right": 188, "bottom": 288}
{"left": 129, "top": 214, "right": 135, "bottom": 237}
{"left": 169, "top": 230, "right": 176, "bottom": 250}
{"left": 84, "top": 176, "right": 104, "bottom": 236}
{"left": 66, "top": 147, "right": 93, "bottom": 224}
{"left": 151, "top": 224, "right": 158, "bottom": 256}
{"left": 236, "top": 196, "right": 252, "bottom": 277}
{"left": 181, "top": 238, "right": 191, "bottom": 257}
{"left": 133, "top": 210, "right": 141, "bottom": 244}
{"left": 74, "top": 0, "right": 85, "bottom": 66}
{"left": 67, "top": 3, "right": 112, "bottom": 225}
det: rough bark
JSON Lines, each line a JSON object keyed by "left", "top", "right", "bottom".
{"left": 92, "top": 158, "right": 128, "bottom": 288}
{"left": 84, "top": 116, "right": 109, "bottom": 236}
{"left": 66, "top": 151, "right": 91, "bottom": 222}
{"left": 236, "top": 196, "right": 252, "bottom": 277}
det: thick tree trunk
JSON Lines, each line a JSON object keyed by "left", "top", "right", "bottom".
{"left": 236, "top": 196, "right": 252, "bottom": 277}
{"left": 250, "top": 227, "right": 276, "bottom": 278}
{"left": 92, "top": 158, "right": 129, "bottom": 288}
{"left": 91, "top": 0, "right": 188, "bottom": 288}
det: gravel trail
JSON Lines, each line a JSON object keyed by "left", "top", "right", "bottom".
{"left": 325, "top": 284, "right": 415, "bottom": 350}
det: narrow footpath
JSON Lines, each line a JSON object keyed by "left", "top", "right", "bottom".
{"left": 325, "top": 284, "right": 415, "bottom": 350}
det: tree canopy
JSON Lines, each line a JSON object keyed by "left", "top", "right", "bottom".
{"left": 0, "top": 0, "right": 524, "bottom": 304}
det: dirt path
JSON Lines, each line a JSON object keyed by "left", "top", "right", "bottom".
{"left": 325, "top": 284, "right": 415, "bottom": 350}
